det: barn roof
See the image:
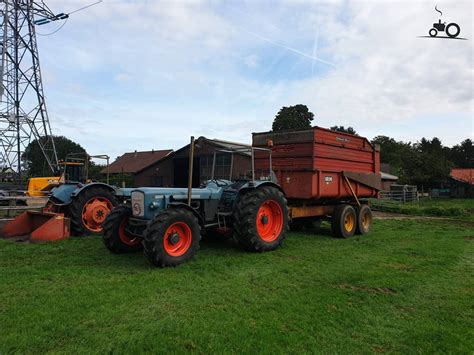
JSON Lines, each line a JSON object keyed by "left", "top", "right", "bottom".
{"left": 450, "top": 168, "right": 474, "bottom": 185}
{"left": 101, "top": 149, "right": 173, "bottom": 174}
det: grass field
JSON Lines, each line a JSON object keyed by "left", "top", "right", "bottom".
{"left": 1, "top": 219, "right": 473, "bottom": 353}
{"left": 370, "top": 198, "right": 474, "bottom": 221}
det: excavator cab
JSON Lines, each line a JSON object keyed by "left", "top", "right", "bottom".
{"left": 26, "top": 157, "right": 86, "bottom": 197}
{"left": 59, "top": 158, "right": 86, "bottom": 183}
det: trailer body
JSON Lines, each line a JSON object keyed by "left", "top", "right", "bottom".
{"left": 252, "top": 127, "right": 381, "bottom": 202}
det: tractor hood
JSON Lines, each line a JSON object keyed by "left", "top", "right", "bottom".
{"left": 129, "top": 181, "right": 232, "bottom": 219}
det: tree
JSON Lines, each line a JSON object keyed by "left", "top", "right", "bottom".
{"left": 22, "top": 136, "right": 86, "bottom": 177}
{"left": 450, "top": 139, "right": 473, "bottom": 168}
{"left": 371, "top": 135, "right": 413, "bottom": 179}
{"left": 272, "top": 104, "right": 314, "bottom": 131}
{"left": 372, "top": 135, "right": 454, "bottom": 189}
{"left": 330, "top": 126, "right": 357, "bottom": 135}
{"left": 410, "top": 137, "right": 452, "bottom": 188}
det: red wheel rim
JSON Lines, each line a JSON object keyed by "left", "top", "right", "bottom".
{"left": 256, "top": 200, "right": 283, "bottom": 242}
{"left": 119, "top": 219, "right": 140, "bottom": 246}
{"left": 164, "top": 222, "right": 192, "bottom": 257}
{"left": 82, "top": 197, "right": 113, "bottom": 233}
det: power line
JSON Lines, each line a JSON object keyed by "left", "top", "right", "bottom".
{"left": 68, "top": 0, "right": 103, "bottom": 16}
{"left": 37, "top": 17, "right": 69, "bottom": 36}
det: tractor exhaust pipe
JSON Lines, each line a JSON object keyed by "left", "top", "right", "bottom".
{"left": 187, "top": 136, "right": 195, "bottom": 206}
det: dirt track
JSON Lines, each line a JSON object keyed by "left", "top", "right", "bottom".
{"left": 373, "top": 211, "right": 474, "bottom": 225}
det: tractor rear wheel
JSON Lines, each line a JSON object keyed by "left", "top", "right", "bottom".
{"left": 143, "top": 208, "right": 201, "bottom": 267}
{"left": 103, "top": 205, "right": 143, "bottom": 253}
{"left": 355, "top": 205, "right": 372, "bottom": 235}
{"left": 331, "top": 204, "right": 356, "bottom": 238}
{"left": 69, "top": 186, "right": 118, "bottom": 235}
{"left": 233, "top": 186, "right": 288, "bottom": 252}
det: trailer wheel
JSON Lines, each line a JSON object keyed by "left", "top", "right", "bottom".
{"left": 143, "top": 208, "right": 201, "bottom": 267}
{"left": 69, "top": 186, "right": 118, "bottom": 235}
{"left": 331, "top": 204, "right": 356, "bottom": 238}
{"left": 103, "top": 205, "right": 143, "bottom": 253}
{"left": 233, "top": 186, "right": 288, "bottom": 252}
{"left": 355, "top": 205, "right": 372, "bottom": 235}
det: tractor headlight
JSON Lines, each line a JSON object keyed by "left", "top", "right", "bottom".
{"left": 131, "top": 191, "right": 145, "bottom": 217}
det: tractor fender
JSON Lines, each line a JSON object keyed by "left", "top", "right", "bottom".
{"left": 237, "top": 181, "right": 285, "bottom": 196}
{"left": 70, "top": 182, "right": 118, "bottom": 199}
{"left": 49, "top": 182, "right": 118, "bottom": 205}
{"left": 234, "top": 181, "right": 285, "bottom": 208}
{"left": 167, "top": 202, "right": 204, "bottom": 227}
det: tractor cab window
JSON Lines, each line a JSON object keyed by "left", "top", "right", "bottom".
{"left": 201, "top": 154, "right": 231, "bottom": 181}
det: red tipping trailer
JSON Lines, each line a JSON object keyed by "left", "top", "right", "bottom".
{"left": 252, "top": 127, "right": 382, "bottom": 238}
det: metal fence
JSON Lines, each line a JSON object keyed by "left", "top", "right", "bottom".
{"left": 379, "top": 184, "right": 418, "bottom": 203}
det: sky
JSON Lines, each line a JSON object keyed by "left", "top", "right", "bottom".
{"left": 35, "top": 0, "right": 473, "bottom": 160}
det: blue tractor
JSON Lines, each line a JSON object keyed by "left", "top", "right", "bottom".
{"left": 103, "top": 138, "right": 288, "bottom": 267}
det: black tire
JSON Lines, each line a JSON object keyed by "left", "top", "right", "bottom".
{"left": 233, "top": 186, "right": 288, "bottom": 252}
{"left": 429, "top": 28, "right": 437, "bottom": 37}
{"left": 445, "top": 23, "right": 460, "bottom": 38}
{"left": 331, "top": 204, "right": 356, "bottom": 238}
{"left": 143, "top": 208, "right": 201, "bottom": 267}
{"left": 355, "top": 205, "right": 373, "bottom": 235}
{"left": 103, "top": 205, "right": 143, "bottom": 253}
{"left": 68, "top": 186, "right": 118, "bottom": 236}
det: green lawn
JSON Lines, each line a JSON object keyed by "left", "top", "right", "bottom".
{"left": 370, "top": 198, "right": 474, "bottom": 221}
{"left": 0, "top": 219, "right": 473, "bottom": 353}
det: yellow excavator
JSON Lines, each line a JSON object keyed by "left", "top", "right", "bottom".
{"left": 26, "top": 159, "right": 89, "bottom": 197}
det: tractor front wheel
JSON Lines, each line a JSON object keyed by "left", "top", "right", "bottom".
{"left": 143, "top": 208, "right": 201, "bottom": 267}
{"left": 233, "top": 186, "right": 288, "bottom": 252}
{"left": 69, "top": 186, "right": 118, "bottom": 235}
{"left": 103, "top": 205, "right": 143, "bottom": 253}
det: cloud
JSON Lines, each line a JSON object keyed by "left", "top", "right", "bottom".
{"left": 244, "top": 54, "right": 259, "bottom": 68}
{"left": 32, "top": 0, "right": 473, "bottom": 158}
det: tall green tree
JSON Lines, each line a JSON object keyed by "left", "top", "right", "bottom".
{"left": 450, "top": 139, "right": 473, "bottom": 168}
{"left": 410, "top": 138, "right": 452, "bottom": 188}
{"left": 371, "top": 136, "right": 412, "bottom": 176}
{"left": 272, "top": 104, "right": 314, "bottom": 131}
{"left": 330, "top": 126, "right": 357, "bottom": 135}
{"left": 372, "top": 136, "right": 455, "bottom": 189}
{"left": 22, "top": 136, "right": 86, "bottom": 177}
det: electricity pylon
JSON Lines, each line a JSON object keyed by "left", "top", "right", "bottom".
{"left": 0, "top": 0, "right": 68, "bottom": 180}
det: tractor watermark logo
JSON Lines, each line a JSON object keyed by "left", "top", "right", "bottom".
{"left": 419, "top": 5, "right": 467, "bottom": 40}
